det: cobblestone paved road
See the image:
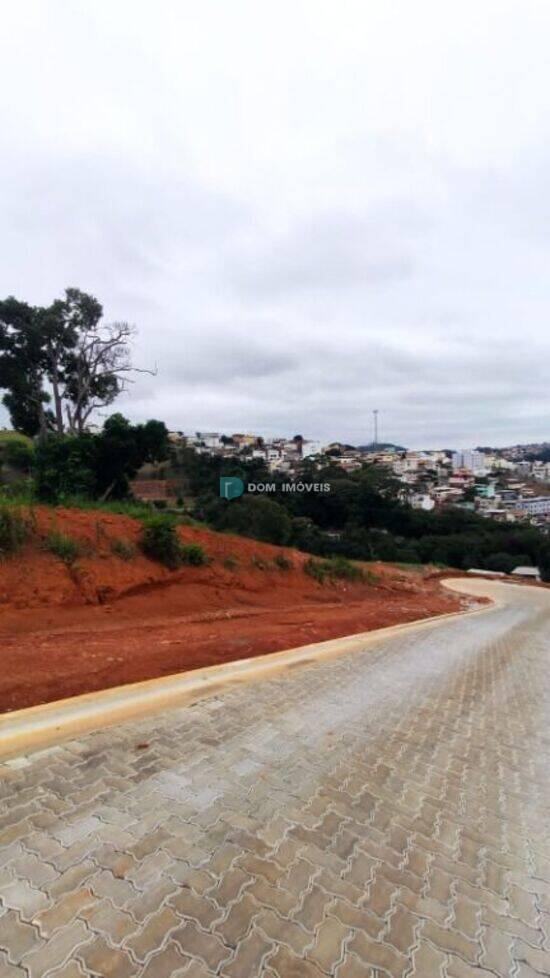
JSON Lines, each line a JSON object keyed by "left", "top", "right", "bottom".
{"left": 1, "top": 582, "right": 550, "bottom": 977}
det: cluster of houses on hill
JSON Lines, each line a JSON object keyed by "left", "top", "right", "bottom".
{"left": 362, "top": 446, "right": 550, "bottom": 528}
{"left": 170, "top": 431, "right": 328, "bottom": 472}
{"left": 165, "top": 432, "right": 550, "bottom": 529}
{"left": 360, "top": 449, "right": 550, "bottom": 528}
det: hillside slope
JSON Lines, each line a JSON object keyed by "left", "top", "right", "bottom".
{"left": 0, "top": 506, "right": 465, "bottom": 710}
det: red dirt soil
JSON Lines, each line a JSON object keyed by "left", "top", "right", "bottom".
{"left": 0, "top": 506, "right": 466, "bottom": 712}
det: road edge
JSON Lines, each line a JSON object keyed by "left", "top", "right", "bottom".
{"left": 0, "top": 578, "right": 495, "bottom": 760}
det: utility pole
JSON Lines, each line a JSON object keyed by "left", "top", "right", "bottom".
{"left": 373, "top": 409, "right": 379, "bottom": 447}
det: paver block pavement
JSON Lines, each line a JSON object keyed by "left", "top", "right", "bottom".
{"left": 1, "top": 583, "right": 550, "bottom": 976}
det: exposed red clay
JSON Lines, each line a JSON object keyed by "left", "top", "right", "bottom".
{"left": 0, "top": 506, "right": 465, "bottom": 711}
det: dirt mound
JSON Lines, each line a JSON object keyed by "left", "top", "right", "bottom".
{"left": 0, "top": 506, "right": 464, "bottom": 711}
{"left": 1, "top": 506, "right": 321, "bottom": 611}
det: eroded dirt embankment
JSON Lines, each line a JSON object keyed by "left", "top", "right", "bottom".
{"left": 0, "top": 506, "right": 465, "bottom": 711}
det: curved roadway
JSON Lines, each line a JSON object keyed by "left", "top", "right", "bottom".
{"left": 0, "top": 580, "right": 549, "bottom": 977}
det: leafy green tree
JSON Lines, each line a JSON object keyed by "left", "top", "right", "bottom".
{"left": 205, "top": 496, "right": 292, "bottom": 545}
{"left": 174, "top": 449, "right": 548, "bottom": 569}
{"left": 34, "top": 434, "right": 98, "bottom": 501}
{"left": 2, "top": 439, "right": 35, "bottom": 472}
{"left": 461, "top": 551, "right": 482, "bottom": 570}
{"left": 485, "top": 552, "right": 517, "bottom": 574}
{"left": 0, "top": 288, "right": 149, "bottom": 437}
{"left": 538, "top": 545, "right": 550, "bottom": 582}
{"left": 33, "top": 413, "right": 170, "bottom": 502}
{"left": 136, "top": 419, "right": 171, "bottom": 464}
{"left": 0, "top": 298, "right": 54, "bottom": 436}
{"left": 94, "top": 415, "right": 168, "bottom": 498}
{"left": 510, "top": 553, "right": 532, "bottom": 568}
{"left": 95, "top": 414, "right": 142, "bottom": 498}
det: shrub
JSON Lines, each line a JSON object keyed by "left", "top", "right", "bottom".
{"left": 304, "top": 557, "right": 327, "bottom": 582}
{"left": 3, "top": 440, "right": 35, "bottom": 472}
{"left": 0, "top": 483, "right": 35, "bottom": 505}
{"left": 139, "top": 515, "right": 207, "bottom": 569}
{"left": 484, "top": 552, "right": 517, "bottom": 574}
{"left": 206, "top": 496, "right": 292, "bottom": 545}
{"left": 111, "top": 538, "right": 137, "bottom": 561}
{"left": 180, "top": 543, "right": 207, "bottom": 566}
{"left": 68, "top": 498, "right": 154, "bottom": 520}
{"left": 328, "top": 556, "right": 367, "bottom": 581}
{"left": 34, "top": 434, "right": 98, "bottom": 502}
{"left": 140, "top": 514, "right": 183, "bottom": 569}
{"left": 223, "top": 555, "right": 238, "bottom": 570}
{"left": 45, "top": 531, "right": 83, "bottom": 565}
{"left": 0, "top": 505, "right": 30, "bottom": 558}
{"left": 304, "top": 556, "right": 368, "bottom": 583}
{"left": 274, "top": 553, "right": 293, "bottom": 570}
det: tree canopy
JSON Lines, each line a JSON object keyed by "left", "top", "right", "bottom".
{"left": 34, "top": 414, "right": 170, "bottom": 502}
{"left": 0, "top": 288, "right": 149, "bottom": 437}
{"left": 181, "top": 452, "right": 549, "bottom": 575}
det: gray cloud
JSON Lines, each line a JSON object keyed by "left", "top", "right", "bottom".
{"left": 2, "top": 0, "right": 550, "bottom": 448}
{"left": 230, "top": 210, "right": 415, "bottom": 295}
{"left": 159, "top": 332, "right": 297, "bottom": 384}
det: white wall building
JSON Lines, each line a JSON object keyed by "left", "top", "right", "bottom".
{"left": 452, "top": 450, "right": 486, "bottom": 474}
{"left": 196, "top": 432, "right": 221, "bottom": 449}
{"left": 301, "top": 440, "right": 325, "bottom": 458}
{"left": 516, "top": 497, "right": 550, "bottom": 516}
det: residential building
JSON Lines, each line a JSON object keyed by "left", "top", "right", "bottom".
{"left": 511, "top": 566, "right": 540, "bottom": 580}
{"left": 196, "top": 432, "right": 221, "bottom": 449}
{"left": 515, "top": 497, "right": 550, "bottom": 517}
{"left": 302, "top": 440, "right": 325, "bottom": 458}
{"left": 451, "top": 450, "right": 486, "bottom": 474}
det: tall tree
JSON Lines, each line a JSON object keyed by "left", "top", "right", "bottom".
{"left": 59, "top": 289, "right": 143, "bottom": 434}
{"left": 0, "top": 298, "right": 53, "bottom": 436}
{"left": 33, "top": 414, "right": 170, "bottom": 501}
{"left": 0, "top": 288, "right": 151, "bottom": 436}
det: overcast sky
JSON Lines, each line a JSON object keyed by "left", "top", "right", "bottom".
{"left": 1, "top": 1, "right": 550, "bottom": 449}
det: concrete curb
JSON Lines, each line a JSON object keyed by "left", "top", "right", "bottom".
{"left": 0, "top": 578, "right": 495, "bottom": 760}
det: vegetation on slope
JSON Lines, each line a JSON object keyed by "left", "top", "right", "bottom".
{"left": 181, "top": 451, "right": 550, "bottom": 578}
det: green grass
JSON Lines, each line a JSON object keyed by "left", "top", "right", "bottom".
{"left": 62, "top": 496, "right": 156, "bottom": 520}
{"left": 0, "top": 430, "right": 33, "bottom": 447}
{"left": 304, "top": 556, "right": 374, "bottom": 584}
{"left": 393, "top": 562, "right": 425, "bottom": 572}
{"left": 139, "top": 514, "right": 208, "bottom": 569}
{"left": 0, "top": 486, "right": 36, "bottom": 506}
{"left": 274, "top": 553, "right": 293, "bottom": 570}
{"left": 0, "top": 491, "right": 206, "bottom": 526}
{"left": 0, "top": 505, "right": 30, "bottom": 559}
{"left": 44, "top": 531, "right": 85, "bottom": 565}
{"left": 140, "top": 515, "right": 183, "bottom": 569}
{"left": 110, "top": 537, "right": 137, "bottom": 561}
{"left": 180, "top": 543, "right": 208, "bottom": 566}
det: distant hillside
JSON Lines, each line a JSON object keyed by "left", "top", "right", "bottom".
{"left": 476, "top": 442, "right": 550, "bottom": 461}
{"left": 359, "top": 442, "right": 406, "bottom": 453}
